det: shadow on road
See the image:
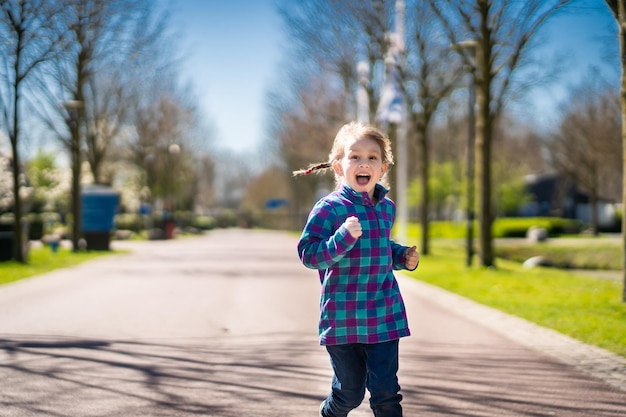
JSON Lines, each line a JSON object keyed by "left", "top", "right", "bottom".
{"left": 0, "top": 333, "right": 327, "bottom": 417}
{"left": 400, "top": 339, "right": 626, "bottom": 417}
{"left": 2, "top": 333, "right": 625, "bottom": 416}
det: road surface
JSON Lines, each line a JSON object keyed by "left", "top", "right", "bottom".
{"left": 0, "top": 229, "right": 624, "bottom": 416}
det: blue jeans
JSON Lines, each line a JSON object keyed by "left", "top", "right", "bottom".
{"left": 321, "top": 340, "right": 402, "bottom": 417}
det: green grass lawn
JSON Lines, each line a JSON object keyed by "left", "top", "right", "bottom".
{"left": 496, "top": 239, "right": 622, "bottom": 270}
{"left": 405, "top": 239, "right": 626, "bottom": 358}
{"left": 0, "top": 246, "right": 115, "bottom": 286}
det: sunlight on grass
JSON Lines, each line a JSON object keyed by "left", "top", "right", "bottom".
{"left": 405, "top": 239, "right": 626, "bottom": 358}
{"left": 0, "top": 246, "right": 117, "bottom": 286}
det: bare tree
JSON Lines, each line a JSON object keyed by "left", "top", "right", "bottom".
{"left": 279, "top": 0, "right": 391, "bottom": 122}
{"left": 269, "top": 76, "right": 346, "bottom": 216}
{"left": 491, "top": 116, "right": 546, "bottom": 216}
{"left": 58, "top": 0, "right": 114, "bottom": 252}
{"left": 27, "top": 0, "right": 174, "bottom": 251}
{"left": 402, "top": 1, "right": 458, "bottom": 255}
{"left": 277, "top": 0, "right": 436, "bottom": 229}
{"left": 546, "top": 76, "right": 621, "bottom": 235}
{"left": 428, "top": 0, "right": 575, "bottom": 267}
{"left": 193, "top": 154, "right": 215, "bottom": 214}
{"left": 82, "top": 2, "right": 173, "bottom": 185}
{"left": 128, "top": 92, "right": 198, "bottom": 214}
{"left": 605, "top": 0, "right": 626, "bottom": 302}
{"left": 0, "top": 0, "right": 65, "bottom": 262}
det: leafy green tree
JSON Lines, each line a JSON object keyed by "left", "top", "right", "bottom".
{"left": 546, "top": 77, "right": 620, "bottom": 236}
{"left": 495, "top": 173, "right": 533, "bottom": 217}
{"left": 407, "top": 161, "right": 462, "bottom": 221}
{"left": 26, "top": 150, "right": 69, "bottom": 213}
{"left": 408, "top": 160, "right": 534, "bottom": 224}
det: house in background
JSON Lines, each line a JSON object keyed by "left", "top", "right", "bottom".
{"left": 519, "top": 173, "right": 618, "bottom": 230}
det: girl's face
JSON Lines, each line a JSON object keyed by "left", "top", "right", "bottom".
{"left": 333, "top": 136, "right": 387, "bottom": 199}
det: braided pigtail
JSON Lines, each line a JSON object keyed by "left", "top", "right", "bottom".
{"left": 292, "top": 162, "right": 333, "bottom": 176}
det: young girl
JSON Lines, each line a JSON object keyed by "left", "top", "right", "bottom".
{"left": 295, "top": 121, "right": 419, "bottom": 417}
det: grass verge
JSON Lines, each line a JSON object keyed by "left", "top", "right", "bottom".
{"left": 0, "top": 246, "right": 116, "bottom": 286}
{"left": 405, "top": 239, "right": 626, "bottom": 358}
{"left": 496, "top": 239, "right": 622, "bottom": 270}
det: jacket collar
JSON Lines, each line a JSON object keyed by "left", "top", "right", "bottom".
{"left": 339, "top": 183, "right": 388, "bottom": 206}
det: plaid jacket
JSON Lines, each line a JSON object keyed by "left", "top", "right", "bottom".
{"left": 297, "top": 183, "right": 411, "bottom": 346}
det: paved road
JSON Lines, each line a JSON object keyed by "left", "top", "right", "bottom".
{"left": 0, "top": 229, "right": 625, "bottom": 416}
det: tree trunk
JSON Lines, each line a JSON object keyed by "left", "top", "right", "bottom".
{"left": 70, "top": 115, "right": 82, "bottom": 252}
{"left": 10, "top": 121, "right": 24, "bottom": 263}
{"left": 466, "top": 73, "right": 476, "bottom": 267}
{"left": 10, "top": 51, "right": 24, "bottom": 263}
{"left": 590, "top": 192, "right": 599, "bottom": 236}
{"left": 419, "top": 125, "right": 430, "bottom": 255}
{"left": 618, "top": 0, "right": 626, "bottom": 302}
{"left": 475, "top": 41, "right": 495, "bottom": 268}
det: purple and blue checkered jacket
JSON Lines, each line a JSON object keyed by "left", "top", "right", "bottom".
{"left": 298, "top": 183, "right": 411, "bottom": 346}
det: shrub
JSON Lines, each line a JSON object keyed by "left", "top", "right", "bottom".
{"left": 215, "top": 209, "right": 237, "bottom": 228}
{"left": 493, "top": 217, "right": 582, "bottom": 238}
{"left": 192, "top": 215, "right": 216, "bottom": 231}
{"left": 115, "top": 213, "right": 144, "bottom": 233}
{"left": 406, "top": 217, "right": 583, "bottom": 239}
{"left": 27, "top": 215, "right": 44, "bottom": 240}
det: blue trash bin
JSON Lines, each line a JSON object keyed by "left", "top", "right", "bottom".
{"left": 81, "top": 185, "right": 120, "bottom": 250}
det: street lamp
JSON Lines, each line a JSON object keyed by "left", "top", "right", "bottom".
{"left": 64, "top": 99, "right": 83, "bottom": 253}
{"left": 451, "top": 40, "right": 477, "bottom": 267}
{"left": 357, "top": 59, "right": 370, "bottom": 123}
{"left": 168, "top": 143, "right": 180, "bottom": 155}
{"left": 376, "top": 0, "right": 408, "bottom": 243}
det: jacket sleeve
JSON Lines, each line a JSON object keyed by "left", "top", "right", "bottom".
{"left": 383, "top": 197, "right": 411, "bottom": 270}
{"left": 297, "top": 200, "right": 357, "bottom": 270}
{"left": 390, "top": 240, "right": 414, "bottom": 270}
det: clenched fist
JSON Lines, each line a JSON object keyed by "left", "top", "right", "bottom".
{"left": 344, "top": 216, "right": 362, "bottom": 239}
{"left": 405, "top": 246, "right": 419, "bottom": 270}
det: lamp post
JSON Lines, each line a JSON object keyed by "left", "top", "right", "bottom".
{"left": 357, "top": 59, "right": 370, "bottom": 123}
{"left": 451, "top": 40, "right": 477, "bottom": 267}
{"left": 64, "top": 100, "right": 83, "bottom": 253}
{"left": 466, "top": 63, "right": 476, "bottom": 268}
{"left": 376, "top": 0, "right": 407, "bottom": 243}
{"left": 394, "top": 0, "right": 407, "bottom": 244}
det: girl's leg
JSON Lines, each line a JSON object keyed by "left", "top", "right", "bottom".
{"left": 322, "top": 344, "right": 368, "bottom": 417}
{"left": 365, "top": 340, "right": 403, "bottom": 417}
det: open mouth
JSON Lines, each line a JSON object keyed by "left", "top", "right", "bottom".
{"left": 356, "top": 173, "right": 371, "bottom": 186}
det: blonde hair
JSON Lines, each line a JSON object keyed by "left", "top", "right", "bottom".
{"left": 293, "top": 121, "right": 394, "bottom": 186}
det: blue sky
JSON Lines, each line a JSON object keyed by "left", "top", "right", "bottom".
{"left": 170, "top": 0, "right": 619, "bottom": 154}
{"left": 527, "top": 1, "right": 619, "bottom": 128}
{"left": 171, "top": 0, "right": 284, "bottom": 154}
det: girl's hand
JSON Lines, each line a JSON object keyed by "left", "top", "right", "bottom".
{"left": 344, "top": 216, "right": 362, "bottom": 239}
{"left": 405, "top": 246, "right": 419, "bottom": 270}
